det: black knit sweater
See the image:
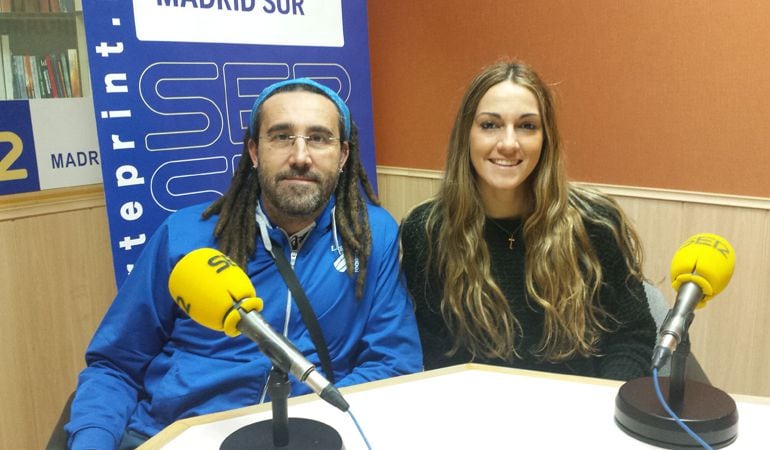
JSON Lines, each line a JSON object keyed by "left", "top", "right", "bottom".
{"left": 400, "top": 201, "right": 656, "bottom": 381}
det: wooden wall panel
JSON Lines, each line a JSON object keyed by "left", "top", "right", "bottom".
{"left": 0, "top": 190, "right": 115, "bottom": 450}
{"left": 375, "top": 167, "right": 441, "bottom": 223}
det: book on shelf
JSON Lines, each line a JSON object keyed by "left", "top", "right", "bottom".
{"left": 0, "top": 35, "right": 11, "bottom": 100}
{"left": 58, "top": 51, "right": 71, "bottom": 97}
{"left": 0, "top": 42, "right": 5, "bottom": 99}
{"left": 11, "top": 55, "right": 24, "bottom": 99}
{"left": 44, "top": 54, "right": 59, "bottom": 98}
{"left": 21, "top": 55, "right": 32, "bottom": 98}
{"left": 67, "top": 48, "right": 81, "bottom": 97}
{"left": 34, "top": 56, "right": 44, "bottom": 98}
{"left": 0, "top": 34, "right": 13, "bottom": 98}
{"left": 33, "top": 55, "right": 45, "bottom": 98}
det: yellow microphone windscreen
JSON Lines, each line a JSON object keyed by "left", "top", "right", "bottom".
{"left": 168, "top": 248, "right": 263, "bottom": 336}
{"left": 670, "top": 233, "right": 735, "bottom": 304}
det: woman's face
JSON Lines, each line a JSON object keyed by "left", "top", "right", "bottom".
{"left": 469, "top": 81, "right": 543, "bottom": 214}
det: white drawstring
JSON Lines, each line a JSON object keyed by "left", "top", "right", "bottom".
{"left": 330, "top": 206, "right": 343, "bottom": 257}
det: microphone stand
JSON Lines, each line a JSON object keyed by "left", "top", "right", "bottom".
{"left": 666, "top": 334, "right": 689, "bottom": 411}
{"left": 220, "top": 367, "right": 344, "bottom": 450}
{"left": 268, "top": 368, "right": 291, "bottom": 447}
{"left": 614, "top": 332, "right": 739, "bottom": 449}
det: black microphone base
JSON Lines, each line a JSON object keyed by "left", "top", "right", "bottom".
{"left": 614, "top": 376, "right": 738, "bottom": 449}
{"left": 220, "top": 417, "right": 344, "bottom": 450}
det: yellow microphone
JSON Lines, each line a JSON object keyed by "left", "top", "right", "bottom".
{"left": 168, "top": 248, "right": 349, "bottom": 412}
{"left": 669, "top": 233, "right": 735, "bottom": 305}
{"left": 168, "top": 248, "right": 263, "bottom": 337}
{"left": 651, "top": 233, "right": 735, "bottom": 368}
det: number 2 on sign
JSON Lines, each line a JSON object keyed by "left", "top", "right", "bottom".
{"left": 0, "top": 131, "right": 28, "bottom": 181}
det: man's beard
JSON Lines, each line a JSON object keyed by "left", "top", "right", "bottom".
{"left": 258, "top": 167, "right": 338, "bottom": 217}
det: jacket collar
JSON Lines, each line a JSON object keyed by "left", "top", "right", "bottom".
{"left": 255, "top": 196, "right": 338, "bottom": 256}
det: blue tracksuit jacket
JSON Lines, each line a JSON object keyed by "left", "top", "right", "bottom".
{"left": 66, "top": 197, "right": 422, "bottom": 449}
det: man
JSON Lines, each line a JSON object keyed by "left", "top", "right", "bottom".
{"left": 66, "top": 79, "right": 423, "bottom": 449}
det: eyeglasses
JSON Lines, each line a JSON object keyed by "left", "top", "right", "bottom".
{"left": 261, "top": 133, "right": 341, "bottom": 150}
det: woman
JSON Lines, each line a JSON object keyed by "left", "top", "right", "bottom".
{"left": 400, "top": 60, "right": 656, "bottom": 380}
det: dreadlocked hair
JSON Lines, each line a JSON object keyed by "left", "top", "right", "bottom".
{"left": 332, "top": 122, "right": 380, "bottom": 298}
{"left": 202, "top": 83, "right": 379, "bottom": 299}
{"left": 202, "top": 131, "right": 260, "bottom": 269}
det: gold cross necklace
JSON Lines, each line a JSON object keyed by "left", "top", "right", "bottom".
{"left": 487, "top": 218, "right": 522, "bottom": 250}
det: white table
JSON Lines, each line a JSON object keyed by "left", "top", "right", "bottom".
{"left": 141, "top": 364, "right": 770, "bottom": 449}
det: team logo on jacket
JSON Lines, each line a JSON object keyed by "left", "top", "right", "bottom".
{"left": 332, "top": 245, "right": 359, "bottom": 273}
{"left": 334, "top": 254, "right": 347, "bottom": 272}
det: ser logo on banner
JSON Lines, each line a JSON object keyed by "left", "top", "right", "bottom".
{"left": 82, "top": 1, "right": 377, "bottom": 285}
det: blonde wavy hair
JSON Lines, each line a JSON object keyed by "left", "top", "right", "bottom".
{"left": 424, "top": 60, "right": 644, "bottom": 362}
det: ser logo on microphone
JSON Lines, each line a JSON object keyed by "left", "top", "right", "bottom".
{"left": 208, "top": 253, "right": 237, "bottom": 273}
{"left": 679, "top": 234, "right": 731, "bottom": 258}
{"left": 172, "top": 251, "right": 238, "bottom": 314}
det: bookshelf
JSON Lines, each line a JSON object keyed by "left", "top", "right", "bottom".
{"left": 0, "top": 0, "right": 98, "bottom": 197}
{"left": 0, "top": 1, "right": 89, "bottom": 100}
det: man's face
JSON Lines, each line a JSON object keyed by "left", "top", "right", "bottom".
{"left": 248, "top": 90, "right": 349, "bottom": 230}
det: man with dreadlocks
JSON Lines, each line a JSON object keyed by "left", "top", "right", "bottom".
{"left": 65, "top": 79, "right": 422, "bottom": 450}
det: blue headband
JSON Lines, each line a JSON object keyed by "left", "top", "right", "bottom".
{"left": 248, "top": 78, "right": 351, "bottom": 140}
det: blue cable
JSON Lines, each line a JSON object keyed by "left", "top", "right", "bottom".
{"left": 652, "top": 367, "right": 713, "bottom": 450}
{"left": 347, "top": 408, "right": 373, "bottom": 450}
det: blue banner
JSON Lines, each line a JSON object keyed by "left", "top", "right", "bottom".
{"left": 82, "top": 0, "right": 378, "bottom": 286}
{"left": 0, "top": 100, "right": 39, "bottom": 195}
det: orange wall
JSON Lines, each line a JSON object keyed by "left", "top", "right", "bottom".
{"left": 368, "top": 0, "right": 770, "bottom": 198}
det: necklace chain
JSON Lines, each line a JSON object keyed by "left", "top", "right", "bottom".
{"left": 487, "top": 218, "right": 522, "bottom": 250}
